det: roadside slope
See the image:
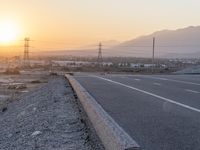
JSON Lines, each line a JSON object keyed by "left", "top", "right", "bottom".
{"left": 0, "top": 76, "right": 102, "bottom": 150}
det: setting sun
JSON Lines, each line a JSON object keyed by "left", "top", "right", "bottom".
{"left": 0, "top": 20, "right": 18, "bottom": 44}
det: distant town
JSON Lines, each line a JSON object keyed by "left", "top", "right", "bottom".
{"left": 0, "top": 55, "right": 199, "bottom": 74}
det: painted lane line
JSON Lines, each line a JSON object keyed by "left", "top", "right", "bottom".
{"left": 77, "top": 76, "right": 93, "bottom": 78}
{"left": 147, "top": 76, "right": 200, "bottom": 86}
{"left": 134, "top": 79, "right": 141, "bottom": 81}
{"left": 153, "top": 83, "right": 161, "bottom": 86}
{"left": 119, "top": 75, "right": 200, "bottom": 86}
{"left": 91, "top": 75, "right": 200, "bottom": 113}
{"left": 185, "top": 89, "right": 200, "bottom": 94}
{"left": 152, "top": 77, "right": 168, "bottom": 81}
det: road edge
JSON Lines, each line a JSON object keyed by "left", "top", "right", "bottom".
{"left": 65, "top": 74, "right": 140, "bottom": 150}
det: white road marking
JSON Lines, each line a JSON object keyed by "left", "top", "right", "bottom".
{"left": 145, "top": 76, "right": 200, "bottom": 86}
{"left": 152, "top": 77, "right": 168, "bottom": 81}
{"left": 185, "top": 89, "right": 200, "bottom": 94}
{"left": 153, "top": 83, "right": 161, "bottom": 86}
{"left": 77, "top": 76, "right": 93, "bottom": 78}
{"left": 134, "top": 79, "right": 141, "bottom": 81}
{"left": 117, "top": 75, "right": 200, "bottom": 86}
{"left": 20, "top": 90, "right": 29, "bottom": 93}
{"left": 92, "top": 75, "right": 200, "bottom": 113}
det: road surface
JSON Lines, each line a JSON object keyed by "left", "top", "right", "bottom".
{"left": 74, "top": 74, "right": 200, "bottom": 150}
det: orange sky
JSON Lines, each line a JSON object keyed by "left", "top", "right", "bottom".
{"left": 0, "top": 0, "right": 200, "bottom": 55}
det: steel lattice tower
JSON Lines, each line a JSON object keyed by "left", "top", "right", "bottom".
{"left": 97, "top": 42, "right": 103, "bottom": 67}
{"left": 24, "top": 37, "right": 30, "bottom": 67}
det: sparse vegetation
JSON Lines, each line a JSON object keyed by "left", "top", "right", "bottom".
{"left": 30, "top": 80, "right": 41, "bottom": 84}
{"left": 4, "top": 68, "right": 20, "bottom": 75}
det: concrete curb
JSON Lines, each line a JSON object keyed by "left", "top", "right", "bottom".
{"left": 65, "top": 74, "right": 140, "bottom": 150}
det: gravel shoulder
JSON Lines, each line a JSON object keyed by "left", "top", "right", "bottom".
{"left": 0, "top": 76, "right": 103, "bottom": 150}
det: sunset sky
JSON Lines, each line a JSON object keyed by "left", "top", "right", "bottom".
{"left": 0, "top": 0, "right": 200, "bottom": 52}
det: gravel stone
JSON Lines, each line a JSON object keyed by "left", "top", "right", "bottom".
{"left": 0, "top": 76, "right": 100, "bottom": 150}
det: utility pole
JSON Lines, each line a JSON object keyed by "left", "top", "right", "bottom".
{"left": 152, "top": 37, "right": 155, "bottom": 74}
{"left": 97, "top": 42, "right": 103, "bottom": 67}
{"left": 24, "top": 37, "right": 30, "bottom": 68}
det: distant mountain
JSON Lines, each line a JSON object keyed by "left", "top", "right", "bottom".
{"left": 37, "top": 26, "right": 200, "bottom": 58}
{"left": 99, "top": 40, "right": 120, "bottom": 47}
{"left": 80, "top": 40, "right": 120, "bottom": 49}
{"left": 36, "top": 40, "right": 121, "bottom": 57}
{"left": 111, "top": 26, "right": 200, "bottom": 58}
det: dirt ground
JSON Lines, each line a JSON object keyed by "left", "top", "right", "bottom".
{"left": 0, "top": 70, "right": 49, "bottom": 112}
{"left": 0, "top": 72, "right": 103, "bottom": 150}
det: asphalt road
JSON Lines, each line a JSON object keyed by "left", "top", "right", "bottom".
{"left": 74, "top": 74, "right": 200, "bottom": 150}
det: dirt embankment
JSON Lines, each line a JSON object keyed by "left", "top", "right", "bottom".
{"left": 0, "top": 76, "right": 103, "bottom": 150}
{"left": 0, "top": 72, "right": 48, "bottom": 112}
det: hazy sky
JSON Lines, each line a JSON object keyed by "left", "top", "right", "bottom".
{"left": 0, "top": 0, "right": 200, "bottom": 50}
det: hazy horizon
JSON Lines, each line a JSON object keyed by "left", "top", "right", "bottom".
{"left": 1, "top": 0, "right": 200, "bottom": 56}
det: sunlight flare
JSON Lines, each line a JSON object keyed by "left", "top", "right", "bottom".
{"left": 0, "top": 19, "right": 19, "bottom": 44}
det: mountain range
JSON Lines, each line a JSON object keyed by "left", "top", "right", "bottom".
{"left": 38, "top": 26, "right": 200, "bottom": 58}
{"left": 112, "top": 26, "right": 200, "bottom": 58}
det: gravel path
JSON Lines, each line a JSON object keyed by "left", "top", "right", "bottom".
{"left": 0, "top": 76, "right": 102, "bottom": 150}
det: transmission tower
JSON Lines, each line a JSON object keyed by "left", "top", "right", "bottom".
{"left": 97, "top": 42, "right": 103, "bottom": 67}
{"left": 24, "top": 37, "right": 30, "bottom": 67}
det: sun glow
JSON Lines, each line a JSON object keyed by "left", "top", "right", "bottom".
{"left": 0, "top": 20, "right": 19, "bottom": 44}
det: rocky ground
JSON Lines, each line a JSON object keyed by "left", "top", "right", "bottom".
{"left": 0, "top": 71, "right": 49, "bottom": 112}
{"left": 0, "top": 76, "right": 103, "bottom": 150}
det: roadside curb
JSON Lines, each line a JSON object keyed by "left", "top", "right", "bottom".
{"left": 65, "top": 74, "right": 140, "bottom": 150}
